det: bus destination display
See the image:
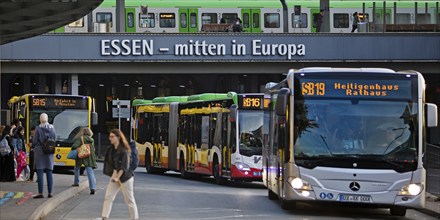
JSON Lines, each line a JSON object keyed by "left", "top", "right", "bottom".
{"left": 239, "top": 95, "right": 263, "bottom": 109}
{"left": 300, "top": 79, "right": 412, "bottom": 99}
{"left": 31, "top": 97, "right": 87, "bottom": 109}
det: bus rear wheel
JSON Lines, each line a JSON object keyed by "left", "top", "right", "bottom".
{"left": 145, "top": 150, "right": 154, "bottom": 174}
{"left": 180, "top": 153, "right": 188, "bottom": 179}
{"left": 390, "top": 207, "right": 406, "bottom": 216}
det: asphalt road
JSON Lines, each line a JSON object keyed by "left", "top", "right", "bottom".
{"left": 46, "top": 164, "right": 438, "bottom": 220}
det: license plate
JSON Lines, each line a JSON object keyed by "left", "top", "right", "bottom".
{"left": 339, "top": 194, "right": 371, "bottom": 203}
{"left": 54, "top": 162, "right": 65, "bottom": 166}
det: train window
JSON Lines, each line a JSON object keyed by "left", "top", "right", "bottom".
{"left": 190, "top": 13, "right": 197, "bottom": 28}
{"left": 127, "top": 12, "right": 134, "bottom": 28}
{"left": 374, "top": 12, "right": 391, "bottom": 24}
{"left": 291, "top": 13, "right": 307, "bottom": 28}
{"left": 264, "top": 13, "right": 280, "bottom": 28}
{"left": 333, "top": 13, "right": 349, "bottom": 28}
{"left": 359, "top": 13, "right": 369, "bottom": 22}
{"left": 243, "top": 13, "right": 250, "bottom": 28}
{"left": 68, "top": 18, "right": 84, "bottom": 28}
{"left": 180, "top": 13, "right": 187, "bottom": 28}
{"left": 253, "top": 13, "right": 260, "bottom": 28}
{"left": 139, "top": 13, "right": 155, "bottom": 28}
{"left": 222, "top": 13, "right": 238, "bottom": 24}
{"left": 96, "top": 13, "right": 112, "bottom": 27}
{"left": 202, "top": 13, "right": 217, "bottom": 24}
{"left": 396, "top": 13, "right": 411, "bottom": 24}
{"left": 417, "top": 14, "right": 431, "bottom": 24}
{"left": 160, "top": 13, "right": 176, "bottom": 28}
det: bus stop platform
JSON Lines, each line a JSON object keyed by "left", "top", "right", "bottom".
{"left": 0, "top": 164, "right": 439, "bottom": 220}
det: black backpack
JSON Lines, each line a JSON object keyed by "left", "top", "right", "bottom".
{"left": 129, "top": 141, "right": 139, "bottom": 171}
{"left": 40, "top": 127, "right": 56, "bottom": 154}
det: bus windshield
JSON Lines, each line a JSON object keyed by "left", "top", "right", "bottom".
{"left": 238, "top": 110, "right": 264, "bottom": 156}
{"left": 31, "top": 109, "right": 89, "bottom": 144}
{"left": 293, "top": 99, "right": 418, "bottom": 172}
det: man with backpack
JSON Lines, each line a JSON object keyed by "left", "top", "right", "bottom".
{"left": 129, "top": 140, "right": 139, "bottom": 172}
{"left": 32, "top": 113, "right": 56, "bottom": 198}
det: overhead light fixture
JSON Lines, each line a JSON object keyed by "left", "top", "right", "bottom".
{"left": 150, "top": 85, "right": 156, "bottom": 88}
{"left": 99, "top": 84, "right": 104, "bottom": 87}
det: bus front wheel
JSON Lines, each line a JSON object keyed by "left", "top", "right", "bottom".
{"left": 390, "top": 207, "right": 406, "bottom": 216}
{"left": 80, "top": 167, "right": 85, "bottom": 175}
{"left": 280, "top": 199, "right": 296, "bottom": 210}
{"left": 268, "top": 189, "right": 277, "bottom": 200}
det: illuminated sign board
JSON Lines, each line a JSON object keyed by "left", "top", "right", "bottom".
{"left": 239, "top": 95, "right": 267, "bottom": 110}
{"left": 300, "top": 79, "right": 412, "bottom": 99}
{"left": 30, "top": 96, "right": 88, "bottom": 109}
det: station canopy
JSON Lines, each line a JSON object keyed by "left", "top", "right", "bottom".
{"left": 0, "top": 0, "right": 103, "bottom": 45}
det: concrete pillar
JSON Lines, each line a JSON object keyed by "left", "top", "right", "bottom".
{"left": 87, "top": 12, "right": 93, "bottom": 32}
{"left": 320, "top": 0, "right": 330, "bottom": 32}
{"left": 54, "top": 74, "right": 62, "bottom": 94}
{"left": 116, "top": 0, "right": 125, "bottom": 32}
{"left": 68, "top": 74, "right": 79, "bottom": 95}
{"left": 22, "top": 75, "right": 31, "bottom": 94}
{"left": 37, "top": 75, "right": 47, "bottom": 93}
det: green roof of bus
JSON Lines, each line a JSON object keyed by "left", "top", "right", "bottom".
{"left": 132, "top": 99, "right": 152, "bottom": 106}
{"left": 100, "top": 0, "right": 437, "bottom": 9}
{"left": 187, "top": 93, "right": 231, "bottom": 101}
{"left": 152, "top": 96, "right": 188, "bottom": 103}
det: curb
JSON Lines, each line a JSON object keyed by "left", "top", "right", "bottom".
{"left": 29, "top": 180, "right": 88, "bottom": 220}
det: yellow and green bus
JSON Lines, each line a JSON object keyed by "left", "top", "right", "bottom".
{"left": 8, "top": 94, "right": 98, "bottom": 172}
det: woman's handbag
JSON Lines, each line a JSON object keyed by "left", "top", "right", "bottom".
{"left": 67, "top": 149, "right": 78, "bottom": 159}
{"left": 77, "top": 136, "right": 91, "bottom": 159}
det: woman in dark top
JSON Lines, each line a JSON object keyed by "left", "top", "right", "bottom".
{"left": 101, "top": 129, "right": 138, "bottom": 220}
{"left": 0, "top": 125, "right": 16, "bottom": 182}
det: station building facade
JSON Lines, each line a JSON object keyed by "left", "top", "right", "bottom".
{"left": 1, "top": 33, "right": 440, "bottom": 144}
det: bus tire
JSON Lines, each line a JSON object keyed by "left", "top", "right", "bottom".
{"left": 268, "top": 189, "right": 277, "bottom": 200}
{"left": 213, "top": 159, "right": 225, "bottom": 185}
{"left": 145, "top": 150, "right": 155, "bottom": 174}
{"left": 390, "top": 207, "right": 406, "bottom": 216}
{"left": 280, "top": 199, "right": 296, "bottom": 210}
{"left": 180, "top": 152, "right": 188, "bottom": 179}
{"left": 80, "top": 167, "right": 85, "bottom": 175}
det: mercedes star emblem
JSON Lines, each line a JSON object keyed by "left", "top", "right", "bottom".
{"left": 349, "top": 182, "right": 360, "bottom": 191}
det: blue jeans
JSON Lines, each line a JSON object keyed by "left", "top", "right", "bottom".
{"left": 74, "top": 166, "right": 96, "bottom": 190}
{"left": 36, "top": 169, "right": 53, "bottom": 194}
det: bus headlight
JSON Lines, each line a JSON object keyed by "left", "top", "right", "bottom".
{"left": 288, "top": 177, "right": 312, "bottom": 190}
{"left": 234, "top": 162, "right": 251, "bottom": 171}
{"left": 398, "top": 183, "right": 423, "bottom": 196}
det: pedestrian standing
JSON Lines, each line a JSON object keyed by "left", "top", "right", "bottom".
{"left": 13, "top": 126, "right": 27, "bottom": 181}
{"left": 101, "top": 129, "right": 138, "bottom": 220}
{"left": 27, "top": 126, "right": 36, "bottom": 182}
{"left": 32, "top": 113, "right": 56, "bottom": 198}
{"left": 351, "top": 12, "right": 360, "bottom": 32}
{"left": 314, "top": 9, "right": 324, "bottom": 32}
{"left": 0, "top": 125, "right": 16, "bottom": 182}
{"left": 71, "top": 127, "right": 97, "bottom": 195}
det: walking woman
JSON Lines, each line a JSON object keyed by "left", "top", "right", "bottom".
{"left": 71, "top": 127, "right": 97, "bottom": 194}
{"left": 32, "top": 113, "right": 56, "bottom": 198}
{"left": 102, "top": 129, "right": 138, "bottom": 220}
{"left": 14, "top": 126, "right": 27, "bottom": 181}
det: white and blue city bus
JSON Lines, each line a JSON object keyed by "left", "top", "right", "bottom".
{"left": 263, "top": 68, "right": 438, "bottom": 216}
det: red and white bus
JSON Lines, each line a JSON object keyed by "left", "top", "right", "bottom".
{"left": 132, "top": 92, "right": 269, "bottom": 183}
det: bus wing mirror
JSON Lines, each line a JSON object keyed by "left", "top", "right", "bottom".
{"left": 92, "top": 112, "right": 98, "bottom": 126}
{"left": 276, "top": 88, "right": 290, "bottom": 116}
{"left": 230, "top": 104, "right": 237, "bottom": 122}
{"left": 426, "top": 103, "right": 438, "bottom": 128}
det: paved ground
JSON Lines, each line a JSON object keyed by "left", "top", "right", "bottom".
{"left": 0, "top": 163, "right": 438, "bottom": 220}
